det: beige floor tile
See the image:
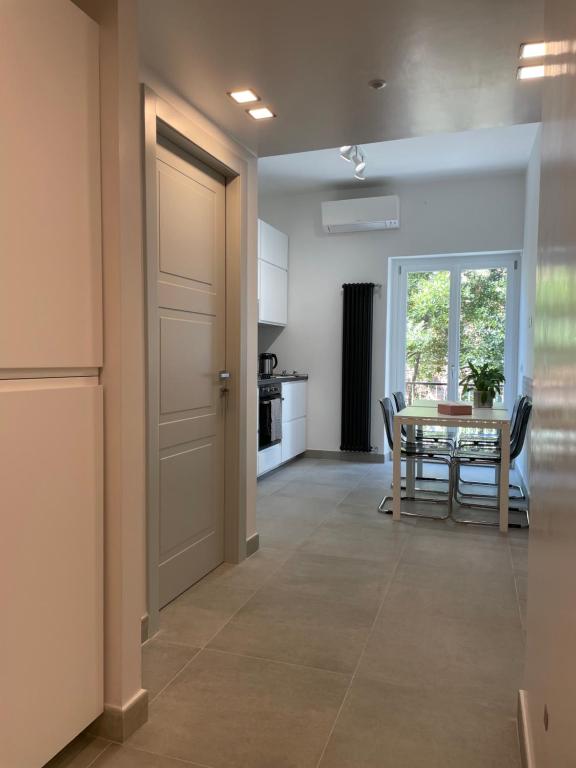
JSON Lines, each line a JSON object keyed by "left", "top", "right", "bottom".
{"left": 326, "top": 503, "right": 415, "bottom": 534}
{"left": 257, "top": 475, "right": 291, "bottom": 496}
{"left": 299, "top": 521, "right": 406, "bottom": 565}
{"left": 43, "top": 734, "right": 111, "bottom": 768}
{"left": 269, "top": 551, "right": 392, "bottom": 608}
{"left": 515, "top": 573, "right": 528, "bottom": 602}
{"left": 340, "top": 484, "right": 389, "bottom": 508}
{"left": 518, "top": 596, "right": 528, "bottom": 628}
{"left": 229, "top": 584, "right": 378, "bottom": 631}
{"left": 207, "top": 561, "right": 384, "bottom": 672}
{"left": 357, "top": 610, "right": 524, "bottom": 713}
{"left": 384, "top": 561, "right": 520, "bottom": 623}
{"left": 510, "top": 545, "right": 529, "bottom": 574}
{"left": 127, "top": 649, "right": 349, "bottom": 768}
{"left": 209, "top": 618, "right": 367, "bottom": 673}
{"left": 300, "top": 469, "right": 368, "bottom": 489}
{"left": 508, "top": 528, "right": 530, "bottom": 547}
{"left": 256, "top": 516, "right": 322, "bottom": 550}
{"left": 275, "top": 479, "right": 352, "bottom": 502}
{"left": 92, "top": 744, "right": 207, "bottom": 767}
{"left": 142, "top": 639, "right": 199, "bottom": 701}
{"left": 201, "top": 548, "right": 291, "bottom": 591}
{"left": 257, "top": 491, "right": 338, "bottom": 519}
{"left": 414, "top": 516, "right": 512, "bottom": 545}
{"left": 158, "top": 583, "right": 254, "bottom": 648}
{"left": 402, "top": 531, "right": 513, "bottom": 572}
{"left": 319, "top": 678, "right": 521, "bottom": 768}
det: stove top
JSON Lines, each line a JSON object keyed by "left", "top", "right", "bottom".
{"left": 257, "top": 372, "right": 309, "bottom": 386}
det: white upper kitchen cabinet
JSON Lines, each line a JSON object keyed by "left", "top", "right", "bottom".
{"left": 258, "top": 219, "right": 288, "bottom": 326}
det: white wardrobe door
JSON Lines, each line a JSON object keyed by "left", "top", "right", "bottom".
{"left": 0, "top": 0, "right": 102, "bottom": 369}
{"left": 0, "top": 379, "right": 103, "bottom": 768}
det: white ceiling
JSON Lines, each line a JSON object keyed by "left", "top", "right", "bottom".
{"left": 258, "top": 123, "right": 540, "bottom": 194}
{"left": 138, "top": 0, "right": 543, "bottom": 157}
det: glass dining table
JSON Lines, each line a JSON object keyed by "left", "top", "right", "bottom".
{"left": 392, "top": 399, "right": 511, "bottom": 532}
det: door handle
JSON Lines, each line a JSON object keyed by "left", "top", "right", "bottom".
{"left": 219, "top": 370, "right": 231, "bottom": 396}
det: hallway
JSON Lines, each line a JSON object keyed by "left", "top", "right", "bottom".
{"left": 51, "top": 457, "right": 527, "bottom": 768}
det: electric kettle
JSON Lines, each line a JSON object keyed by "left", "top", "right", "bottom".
{"left": 259, "top": 352, "right": 278, "bottom": 378}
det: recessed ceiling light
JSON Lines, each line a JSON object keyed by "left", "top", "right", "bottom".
{"left": 247, "top": 106, "right": 275, "bottom": 120}
{"left": 520, "top": 42, "right": 546, "bottom": 59}
{"left": 517, "top": 64, "right": 546, "bottom": 80}
{"left": 228, "top": 89, "right": 260, "bottom": 104}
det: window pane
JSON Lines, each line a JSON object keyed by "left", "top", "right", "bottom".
{"left": 459, "top": 267, "right": 507, "bottom": 403}
{"left": 405, "top": 270, "right": 450, "bottom": 403}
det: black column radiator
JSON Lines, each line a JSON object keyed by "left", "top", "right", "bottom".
{"left": 340, "top": 282, "right": 375, "bottom": 452}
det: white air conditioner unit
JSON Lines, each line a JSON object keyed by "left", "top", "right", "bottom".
{"left": 321, "top": 195, "right": 400, "bottom": 233}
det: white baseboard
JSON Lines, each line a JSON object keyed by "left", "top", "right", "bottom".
{"left": 518, "top": 689, "right": 536, "bottom": 768}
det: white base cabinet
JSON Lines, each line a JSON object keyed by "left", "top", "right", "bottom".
{"left": 281, "top": 416, "right": 306, "bottom": 463}
{"left": 257, "top": 443, "right": 282, "bottom": 476}
{"left": 257, "top": 380, "right": 307, "bottom": 477}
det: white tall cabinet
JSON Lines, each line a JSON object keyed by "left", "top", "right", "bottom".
{"left": 0, "top": 4, "right": 103, "bottom": 767}
{"left": 258, "top": 219, "right": 289, "bottom": 326}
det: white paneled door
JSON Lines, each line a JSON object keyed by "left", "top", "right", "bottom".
{"left": 154, "top": 143, "right": 226, "bottom": 607}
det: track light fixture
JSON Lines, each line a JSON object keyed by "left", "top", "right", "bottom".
{"left": 339, "top": 145, "right": 367, "bottom": 180}
{"left": 339, "top": 145, "right": 355, "bottom": 162}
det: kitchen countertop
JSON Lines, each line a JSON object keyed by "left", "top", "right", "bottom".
{"left": 258, "top": 374, "right": 309, "bottom": 385}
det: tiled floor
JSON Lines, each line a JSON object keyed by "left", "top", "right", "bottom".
{"left": 47, "top": 457, "right": 528, "bottom": 768}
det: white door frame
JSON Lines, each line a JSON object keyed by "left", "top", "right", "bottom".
{"left": 386, "top": 251, "right": 521, "bottom": 409}
{"left": 142, "top": 86, "right": 251, "bottom": 637}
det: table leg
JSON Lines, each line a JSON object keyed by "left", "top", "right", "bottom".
{"left": 393, "top": 416, "right": 402, "bottom": 521}
{"left": 406, "top": 424, "right": 416, "bottom": 497}
{"left": 499, "top": 421, "right": 510, "bottom": 532}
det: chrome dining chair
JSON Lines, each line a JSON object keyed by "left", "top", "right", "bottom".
{"left": 391, "top": 392, "right": 452, "bottom": 490}
{"left": 451, "top": 398, "right": 532, "bottom": 526}
{"left": 378, "top": 397, "right": 453, "bottom": 519}
{"left": 393, "top": 391, "right": 454, "bottom": 447}
{"left": 457, "top": 395, "right": 528, "bottom": 501}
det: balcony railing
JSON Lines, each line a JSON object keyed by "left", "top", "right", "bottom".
{"left": 405, "top": 381, "right": 448, "bottom": 404}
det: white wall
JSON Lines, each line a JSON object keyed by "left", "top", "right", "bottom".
{"left": 516, "top": 129, "right": 541, "bottom": 487}
{"left": 259, "top": 173, "right": 526, "bottom": 453}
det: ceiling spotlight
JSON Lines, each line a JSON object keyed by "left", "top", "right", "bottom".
{"left": 247, "top": 106, "right": 276, "bottom": 120}
{"left": 340, "top": 145, "right": 355, "bottom": 162}
{"left": 228, "top": 89, "right": 260, "bottom": 104}
{"left": 520, "top": 42, "right": 546, "bottom": 59}
{"left": 339, "top": 145, "right": 367, "bottom": 180}
{"left": 517, "top": 64, "right": 545, "bottom": 79}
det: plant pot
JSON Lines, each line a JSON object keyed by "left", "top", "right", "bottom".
{"left": 473, "top": 390, "right": 494, "bottom": 408}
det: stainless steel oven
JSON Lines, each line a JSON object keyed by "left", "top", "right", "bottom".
{"left": 258, "top": 381, "right": 282, "bottom": 450}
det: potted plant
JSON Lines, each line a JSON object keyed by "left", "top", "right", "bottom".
{"left": 460, "top": 361, "right": 505, "bottom": 408}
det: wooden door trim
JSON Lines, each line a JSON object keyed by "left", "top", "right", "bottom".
{"left": 142, "top": 85, "right": 249, "bottom": 636}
